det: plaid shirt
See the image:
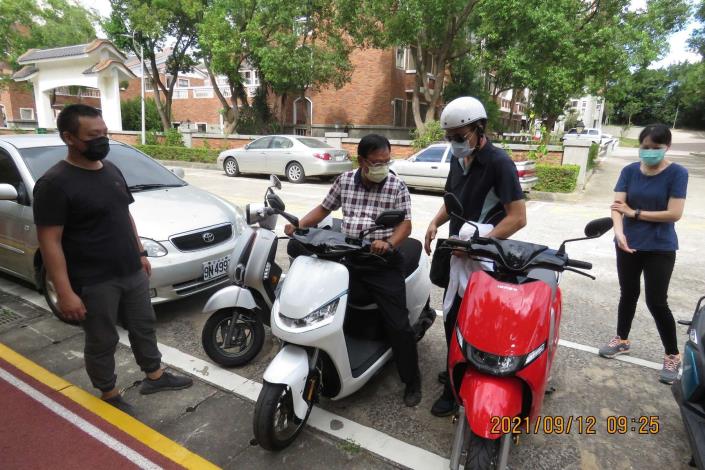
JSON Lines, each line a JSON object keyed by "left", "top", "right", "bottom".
{"left": 321, "top": 169, "right": 412, "bottom": 241}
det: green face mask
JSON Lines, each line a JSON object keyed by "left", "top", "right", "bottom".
{"left": 366, "top": 163, "right": 390, "bottom": 183}
{"left": 639, "top": 148, "right": 666, "bottom": 166}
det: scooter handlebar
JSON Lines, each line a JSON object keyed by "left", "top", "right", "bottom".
{"left": 565, "top": 259, "right": 592, "bottom": 270}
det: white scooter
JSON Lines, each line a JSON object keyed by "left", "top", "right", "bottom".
{"left": 252, "top": 204, "right": 435, "bottom": 451}
{"left": 201, "top": 175, "right": 296, "bottom": 366}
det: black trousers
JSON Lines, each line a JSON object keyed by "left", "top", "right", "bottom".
{"left": 616, "top": 248, "right": 678, "bottom": 355}
{"left": 348, "top": 254, "right": 420, "bottom": 385}
{"left": 80, "top": 270, "right": 162, "bottom": 392}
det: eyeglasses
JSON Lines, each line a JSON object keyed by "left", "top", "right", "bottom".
{"left": 368, "top": 160, "right": 391, "bottom": 168}
{"left": 444, "top": 129, "right": 473, "bottom": 143}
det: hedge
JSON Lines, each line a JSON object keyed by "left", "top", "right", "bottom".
{"left": 533, "top": 164, "right": 579, "bottom": 193}
{"left": 588, "top": 143, "right": 599, "bottom": 170}
{"left": 135, "top": 145, "right": 219, "bottom": 163}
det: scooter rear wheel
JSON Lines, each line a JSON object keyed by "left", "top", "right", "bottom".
{"left": 201, "top": 308, "right": 265, "bottom": 367}
{"left": 253, "top": 382, "right": 312, "bottom": 451}
{"left": 465, "top": 431, "right": 500, "bottom": 470}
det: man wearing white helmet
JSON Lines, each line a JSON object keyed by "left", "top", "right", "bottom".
{"left": 426, "top": 96, "right": 527, "bottom": 416}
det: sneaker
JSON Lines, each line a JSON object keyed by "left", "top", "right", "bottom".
{"left": 140, "top": 370, "right": 194, "bottom": 395}
{"left": 659, "top": 354, "right": 681, "bottom": 385}
{"left": 598, "top": 336, "right": 631, "bottom": 358}
{"left": 404, "top": 378, "right": 422, "bottom": 407}
{"left": 438, "top": 370, "right": 449, "bottom": 385}
{"left": 103, "top": 394, "right": 134, "bottom": 415}
{"left": 431, "top": 386, "right": 458, "bottom": 417}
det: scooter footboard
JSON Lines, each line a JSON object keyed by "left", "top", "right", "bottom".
{"left": 459, "top": 373, "right": 524, "bottom": 439}
{"left": 262, "top": 345, "right": 311, "bottom": 420}
{"left": 203, "top": 285, "right": 257, "bottom": 314}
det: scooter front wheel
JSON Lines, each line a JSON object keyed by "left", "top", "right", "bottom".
{"left": 253, "top": 382, "right": 312, "bottom": 451}
{"left": 201, "top": 308, "right": 265, "bottom": 367}
{"left": 465, "top": 431, "right": 501, "bottom": 470}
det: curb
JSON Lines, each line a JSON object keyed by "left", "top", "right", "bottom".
{"left": 526, "top": 190, "right": 583, "bottom": 202}
{"left": 156, "top": 159, "right": 220, "bottom": 171}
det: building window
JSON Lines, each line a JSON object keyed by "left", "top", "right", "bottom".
{"left": 219, "top": 88, "right": 232, "bottom": 98}
{"left": 171, "top": 122, "right": 181, "bottom": 129}
{"left": 295, "top": 128, "right": 307, "bottom": 136}
{"left": 393, "top": 99, "right": 404, "bottom": 127}
{"left": 177, "top": 78, "right": 190, "bottom": 88}
{"left": 395, "top": 48, "right": 406, "bottom": 69}
{"left": 19, "top": 108, "right": 34, "bottom": 121}
{"left": 193, "top": 88, "right": 214, "bottom": 99}
{"left": 571, "top": 100, "right": 578, "bottom": 108}
{"left": 196, "top": 123, "right": 207, "bottom": 132}
{"left": 406, "top": 46, "right": 417, "bottom": 70}
{"left": 216, "top": 76, "right": 228, "bottom": 86}
{"left": 173, "top": 90, "right": 189, "bottom": 99}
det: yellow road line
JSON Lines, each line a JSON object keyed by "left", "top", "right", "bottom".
{"left": 0, "top": 342, "right": 219, "bottom": 470}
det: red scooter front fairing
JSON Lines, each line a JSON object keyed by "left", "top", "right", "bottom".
{"left": 449, "top": 270, "right": 562, "bottom": 438}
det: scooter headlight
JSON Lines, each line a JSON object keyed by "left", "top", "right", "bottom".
{"left": 689, "top": 328, "right": 698, "bottom": 345}
{"left": 279, "top": 298, "right": 340, "bottom": 330}
{"left": 456, "top": 326, "right": 546, "bottom": 376}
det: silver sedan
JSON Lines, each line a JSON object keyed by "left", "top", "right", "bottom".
{"left": 0, "top": 135, "right": 246, "bottom": 320}
{"left": 217, "top": 135, "right": 353, "bottom": 184}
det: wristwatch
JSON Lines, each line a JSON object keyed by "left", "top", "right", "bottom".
{"left": 634, "top": 209, "right": 641, "bottom": 220}
{"left": 139, "top": 250, "right": 148, "bottom": 257}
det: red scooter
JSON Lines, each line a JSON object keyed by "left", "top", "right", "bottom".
{"left": 441, "top": 194, "right": 613, "bottom": 470}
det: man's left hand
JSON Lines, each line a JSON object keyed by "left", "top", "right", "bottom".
{"left": 371, "top": 240, "right": 392, "bottom": 255}
{"left": 141, "top": 256, "right": 152, "bottom": 277}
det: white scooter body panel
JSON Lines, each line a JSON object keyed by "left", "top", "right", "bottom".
{"left": 262, "top": 345, "right": 311, "bottom": 419}
{"left": 203, "top": 285, "right": 257, "bottom": 314}
{"left": 277, "top": 256, "right": 349, "bottom": 319}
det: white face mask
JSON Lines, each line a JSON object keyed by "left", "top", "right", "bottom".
{"left": 366, "top": 163, "right": 390, "bottom": 183}
{"left": 451, "top": 140, "right": 473, "bottom": 160}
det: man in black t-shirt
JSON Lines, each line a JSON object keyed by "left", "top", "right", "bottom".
{"left": 33, "top": 105, "right": 192, "bottom": 412}
{"left": 424, "top": 97, "right": 527, "bottom": 417}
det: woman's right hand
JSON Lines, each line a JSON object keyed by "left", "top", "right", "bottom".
{"left": 615, "top": 232, "right": 636, "bottom": 253}
{"left": 284, "top": 224, "right": 295, "bottom": 236}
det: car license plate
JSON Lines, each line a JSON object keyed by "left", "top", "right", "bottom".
{"left": 203, "top": 255, "right": 231, "bottom": 281}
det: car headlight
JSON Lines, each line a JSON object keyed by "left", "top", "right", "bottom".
{"left": 140, "top": 238, "right": 168, "bottom": 257}
{"left": 279, "top": 298, "right": 339, "bottom": 330}
{"left": 456, "top": 326, "right": 546, "bottom": 376}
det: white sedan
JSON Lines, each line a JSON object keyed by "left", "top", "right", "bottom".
{"left": 391, "top": 143, "right": 538, "bottom": 192}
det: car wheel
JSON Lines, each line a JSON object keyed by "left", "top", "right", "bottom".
{"left": 286, "top": 162, "right": 305, "bottom": 184}
{"left": 41, "top": 266, "right": 80, "bottom": 326}
{"left": 224, "top": 157, "right": 240, "bottom": 177}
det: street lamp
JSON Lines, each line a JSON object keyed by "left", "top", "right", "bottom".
{"left": 120, "top": 32, "right": 146, "bottom": 145}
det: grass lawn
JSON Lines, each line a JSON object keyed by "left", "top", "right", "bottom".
{"left": 619, "top": 137, "right": 640, "bottom": 148}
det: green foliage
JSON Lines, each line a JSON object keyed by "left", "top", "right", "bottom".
{"left": 619, "top": 137, "right": 640, "bottom": 148}
{"left": 533, "top": 164, "right": 579, "bottom": 193}
{"left": 588, "top": 143, "right": 599, "bottom": 170}
{"left": 563, "top": 109, "right": 580, "bottom": 131}
{"left": 135, "top": 145, "right": 219, "bottom": 163}
{"left": 236, "top": 87, "right": 281, "bottom": 134}
{"left": 1, "top": 0, "right": 96, "bottom": 74}
{"left": 145, "top": 130, "right": 160, "bottom": 145}
{"left": 163, "top": 129, "right": 184, "bottom": 147}
{"left": 120, "top": 97, "right": 161, "bottom": 132}
{"left": 528, "top": 142, "right": 548, "bottom": 161}
{"left": 444, "top": 57, "right": 501, "bottom": 132}
{"left": 411, "top": 120, "right": 445, "bottom": 150}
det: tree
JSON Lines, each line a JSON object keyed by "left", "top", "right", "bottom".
{"left": 104, "top": 0, "right": 203, "bottom": 131}
{"left": 198, "top": 0, "right": 354, "bottom": 133}
{"left": 120, "top": 96, "right": 161, "bottom": 131}
{"left": 341, "top": 0, "right": 483, "bottom": 131}
{"left": 1, "top": 0, "right": 96, "bottom": 77}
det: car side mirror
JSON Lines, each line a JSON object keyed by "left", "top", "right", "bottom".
{"left": 584, "top": 217, "right": 613, "bottom": 238}
{"left": 168, "top": 167, "right": 185, "bottom": 178}
{"left": 374, "top": 210, "right": 405, "bottom": 228}
{"left": 0, "top": 183, "right": 18, "bottom": 201}
{"left": 269, "top": 174, "right": 282, "bottom": 190}
{"left": 443, "top": 192, "right": 463, "bottom": 217}
{"left": 244, "top": 144, "right": 250, "bottom": 150}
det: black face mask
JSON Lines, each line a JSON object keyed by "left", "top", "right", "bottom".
{"left": 78, "top": 136, "right": 110, "bottom": 161}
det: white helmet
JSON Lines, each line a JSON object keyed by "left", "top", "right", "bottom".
{"left": 440, "top": 96, "right": 487, "bottom": 130}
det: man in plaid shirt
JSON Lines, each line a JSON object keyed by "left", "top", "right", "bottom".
{"left": 284, "top": 134, "right": 421, "bottom": 407}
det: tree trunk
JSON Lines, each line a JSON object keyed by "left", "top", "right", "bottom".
{"left": 205, "top": 61, "right": 238, "bottom": 133}
{"left": 148, "top": 57, "right": 171, "bottom": 132}
{"left": 508, "top": 89, "right": 519, "bottom": 131}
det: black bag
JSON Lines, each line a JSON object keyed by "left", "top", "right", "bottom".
{"left": 429, "top": 238, "right": 451, "bottom": 288}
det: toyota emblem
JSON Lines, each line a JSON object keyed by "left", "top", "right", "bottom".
{"left": 202, "top": 232, "right": 215, "bottom": 243}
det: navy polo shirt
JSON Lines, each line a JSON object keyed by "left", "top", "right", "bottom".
{"left": 445, "top": 140, "right": 525, "bottom": 236}
{"left": 614, "top": 162, "right": 688, "bottom": 251}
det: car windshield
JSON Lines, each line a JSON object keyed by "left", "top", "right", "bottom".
{"left": 19, "top": 144, "right": 187, "bottom": 190}
{"left": 297, "top": 137, "right": 333, "bottom": 149}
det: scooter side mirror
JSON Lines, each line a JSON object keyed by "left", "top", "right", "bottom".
{"left": 584, "top": 217, "right": 613, "bottom": 238}
{"left": 269, "top": 174, "right": 282, "bottom": 190}
{"left": 374, "top": 210, "right": 405, "bottom": 228}
{"left": 267, "top": 193, "right": 286, "bottom": 212}
{"left": 443, "top": 192, "right": 463, "bottom": 218}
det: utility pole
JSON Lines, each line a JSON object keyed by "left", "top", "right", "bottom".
{"left": 140, "top": 42, "right": 145, "bottom": 145}
{"left": 673, "top": 105, "right": 679, "bottom": 130}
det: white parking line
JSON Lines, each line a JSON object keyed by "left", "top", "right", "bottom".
{"left": 434, "top": 310, "right": 663, "bottom": 370}
{"left": 117, "top": 331, "right": 450, "bottom": 470}
{"left": 0, "top": 367, "right": 163, "bottom": 470}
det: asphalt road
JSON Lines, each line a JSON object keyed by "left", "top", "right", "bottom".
{"left": 146, "top": 148, "right": 704, "bottom": 469}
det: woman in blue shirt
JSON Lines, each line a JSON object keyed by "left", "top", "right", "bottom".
{"left": 598, "top": 124, "right": 688, "bottom": 384}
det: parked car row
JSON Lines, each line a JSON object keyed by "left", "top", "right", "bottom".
{"left": 217, "top": 135, "right": 353, "bottom": 184}
{"left": 391, "top": 143, "right": 539, "bottom": 192}
{"left": 561, "top": 127, "right": 615, "bottom": 146}
{"left": 0, "top": 135, "right": 246, "bottom": 318}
